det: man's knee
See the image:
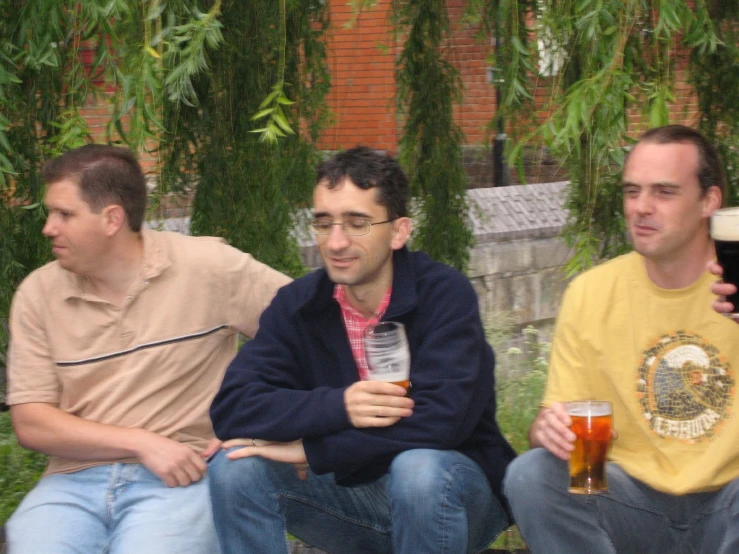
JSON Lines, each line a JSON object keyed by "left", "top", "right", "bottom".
{"left": 389, "top": 449, "right": 477, "bottom": 506}
{"left": 504, "top": 448, "right": 563, "bottom": 505}
{"left": 208, "top": 450, "right": 273, "bottom": 498}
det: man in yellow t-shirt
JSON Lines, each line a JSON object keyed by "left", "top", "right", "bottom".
{"left": 504, "top": 125, "right": 739, "bottom": 554}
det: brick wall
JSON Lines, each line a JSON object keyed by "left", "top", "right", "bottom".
{"left": 316, "top": 0, "right": 400, "bottom": 153}
{"left": 73, "top": 2, "right": 702, "bottom": 190}
{"left": 319, "top": 0, "right": 701, "bottom": 184}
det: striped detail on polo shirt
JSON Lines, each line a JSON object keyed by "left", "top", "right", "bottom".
{"left": 56, "top": 324, "right": 229, "bottom": 367}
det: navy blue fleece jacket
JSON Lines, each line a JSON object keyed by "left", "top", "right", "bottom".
{"left": 210, "top": 248, "right": 516, "bottom": 500}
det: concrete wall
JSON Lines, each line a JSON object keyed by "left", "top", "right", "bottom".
{"left": 152, "top": 181, "right": 574, "bottom": 332}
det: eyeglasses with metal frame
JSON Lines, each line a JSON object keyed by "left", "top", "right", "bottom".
{"left": 310, "top": 217, "right": 397, "bottom": 236}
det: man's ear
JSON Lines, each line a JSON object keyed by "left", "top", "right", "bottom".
{"left": 102, "top": 205, "right": 127, "bottom": 236}
{"left": 703, "top": 185, "right": 722, "bottom": 218}
{"left": 390, "top": 217, "right": 412, "bottom": 250}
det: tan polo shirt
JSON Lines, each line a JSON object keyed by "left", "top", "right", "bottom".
{"left": 7, "top": 229, "right": 290, "bottom": 476}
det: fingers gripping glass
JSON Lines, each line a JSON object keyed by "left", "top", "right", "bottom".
{"left": 311, "top": 217, "right": 396, "bottom": 236}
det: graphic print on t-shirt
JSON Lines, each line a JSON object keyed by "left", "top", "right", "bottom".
{"left": 637, "top": 331, "right": 734, "bottom": 442}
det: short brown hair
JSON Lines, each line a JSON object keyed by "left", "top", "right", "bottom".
{"left": 636, "top": 125, "right": 727, "bottom": 204}
{"left": 42, "top": 145, "right": 147, "bottom": 231}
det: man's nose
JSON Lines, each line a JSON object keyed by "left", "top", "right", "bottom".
{"left": 325, "top": 223, "right": 351, "bottom": 250}
{"left": 42, "top": 215, "right": 56, "bottom": 237}
{"left": 634, "top": 192, "right": 654, "bottom": 214}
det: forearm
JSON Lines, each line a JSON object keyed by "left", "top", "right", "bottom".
{"left": 11, "top": 403, "right": 150, "bottom": 461}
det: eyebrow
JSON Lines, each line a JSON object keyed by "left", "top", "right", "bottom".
{"left": 312, "top": 210, "right": 374, "bottom": 219}
{"left": 621, "top": 181, "right": 679, "bottom": 189}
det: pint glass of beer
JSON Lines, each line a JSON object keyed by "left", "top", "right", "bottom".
{"left": 566, "top": 400, "right": 612, "bottom": 494}
{"left": 711, "top": 208, "right": 739, "bottom": 318}
{"left": 364, "top": 321, "right": 411, "bottom": 390}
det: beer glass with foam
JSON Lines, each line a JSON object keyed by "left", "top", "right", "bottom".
{"left": 566, "top": 400, "right": 612, "bottom": 494}
{"left": 364, "top": 321, "right": 411, "bottom": 390}
{"left": 711, "top": 207, "right": 739, "bottom": 318}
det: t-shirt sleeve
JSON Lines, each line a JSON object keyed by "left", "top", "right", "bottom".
{"left": 221, "top": 244, "right": 292, "bottom": 338}
{"left": 7, "top": 285, "right": 61, "bottom": 406}
{"left": 542, "top": 278, "right": 593, "bottom": 406}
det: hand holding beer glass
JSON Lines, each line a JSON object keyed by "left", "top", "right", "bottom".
{"left": 711, "top": 208, "right": 739, "bottom": 319}
{"left": 364, "top": 321, "right": 411, "bottom": 390}
{"left": 566, "top": 401, "right": 612, "bottom": 494}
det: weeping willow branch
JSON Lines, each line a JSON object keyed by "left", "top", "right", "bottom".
{"left": 250, "top": 0, "right": 297, "bottom": 144}
{"left": 493, "top": 0, "right": 733, "bottom": 273}
{"left": 393, "top": 0, "right": 473, "bottom": 271}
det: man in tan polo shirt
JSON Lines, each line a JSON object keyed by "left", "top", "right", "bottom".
{"left": 4, "top": 144, "right": 290, "bottom": 553}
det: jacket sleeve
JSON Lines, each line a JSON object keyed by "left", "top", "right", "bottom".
{"left": 210, "top": 285, "right": 352, "bottom": 442}
{"left": 303, "top": 269, "right": 496, "bottom": 479}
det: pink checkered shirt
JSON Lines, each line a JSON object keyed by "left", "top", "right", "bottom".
{"left": 333, "top": 285, "right": 392, "bottom": 381}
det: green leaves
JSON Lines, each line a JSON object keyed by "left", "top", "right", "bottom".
{"left": 163, "top": 0, "right": 224, "bottom": 107}
{"left": 250, "top": 82, "right": 297, "bottom": 144}
{"left": 495, "top": 0, "right": 737, "bottom": 273}
{"left": 394, "top": 0, "right": 473, "bottom": 271}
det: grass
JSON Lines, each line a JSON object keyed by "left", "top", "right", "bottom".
{"left": 487, "top": 320, "right": 550, "bottom": 551}
{"left": 0, "top": 411, "right": 47, "bottom": 526}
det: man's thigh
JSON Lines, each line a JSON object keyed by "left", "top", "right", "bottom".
{"left": 108, "top": 465, "right": 219, "bottom": 554}
{"left": 270, "top": 458, "right": 393, "bottom": 553}
{"left": 209, "top": 450, "right": 392, "bottom": 553}
{"left": 388, "top": 449, "right": 508, "bottom": 554}
{"left": 6, "top": 466, "right": 110, "bottom": 554}
{"left": 594, "top": 463, "right": 683, "bottom": 554}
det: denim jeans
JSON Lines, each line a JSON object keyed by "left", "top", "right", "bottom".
{"left": 6, "top": 463, "right": 220, "bottom": 554}
{"left": 504, "top": 448, "right": 739, "bottom": 554}
{"left": 209, "top": 448, "right": 509, "bottom": 554}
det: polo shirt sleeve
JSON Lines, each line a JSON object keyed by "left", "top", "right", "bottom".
{"left": 220, "top": 243, "right": 292, "bottom": 338}
{"left": 7, "top": 284, "right": 62, "bottom": 406}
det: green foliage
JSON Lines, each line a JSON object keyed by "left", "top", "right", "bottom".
{"left": 485, "top": 318, "right": 549, "bottom": 552}
{"left": 0, "top": 411, "right": 47, "bottom": 526}
{"left": 489, "top": 0, "right": 739, "bottom": 272}
{"left": 393, "top": 0, "right": 473, "bottom": 272}
{"left": 689, "top": 1, "right": 739, "bottom": 206}
{"left": 167, "top": 0, "right": 330, "bottom": 277}
{"left": 0, "top": 1, "right": 331, "bottom": 371}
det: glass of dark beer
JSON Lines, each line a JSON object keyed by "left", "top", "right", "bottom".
{"left": 712, "top": 208, "right": 739, "bottom": 318}
{"left": 566, "top": 400, "right": 612, "bottom": 494}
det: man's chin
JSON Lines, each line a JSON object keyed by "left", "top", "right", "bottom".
{"left": 324, "top": 267, "right": 355, "bottom": 286}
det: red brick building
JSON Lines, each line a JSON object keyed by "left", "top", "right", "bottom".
{"left": 79, "top": 0, "right": 701, "bottom": 188}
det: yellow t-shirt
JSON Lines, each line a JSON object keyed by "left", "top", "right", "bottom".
{"left": 544, "top": 251, "right": 739, "bottom": 494}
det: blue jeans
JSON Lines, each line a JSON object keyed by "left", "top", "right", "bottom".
{"left": 209, "top": 448, "right": 509, "bottom": 554}
{"left": 504, "top": 448, "right": 739, "bottom": 554}
{"left": 6, "top": 463, "right": 220, "bottom": 554}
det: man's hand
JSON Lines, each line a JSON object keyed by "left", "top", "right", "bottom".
{"left": 708, "top": 260, "right": 737, "bottom": 316}
{"left": 344, "top": 381, "right": 414, "bottom": 428}
{"left": 134, "top": 430, "right": 208, "bottom": 488}
{"left": 201, "top": 437, "right": 222, "bottom": 460}
{"left": 529, "top": 403, "right": 577, "bottom": 460}
{"left": 222, "top": 439, "right": 309, "bottom": 479}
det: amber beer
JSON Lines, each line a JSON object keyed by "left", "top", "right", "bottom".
{"left": 566, "top": 401, "right": 612, "bottom": 494}
{"left": 364, "top": 322, "right": 411, "bottom": 390}
{"left": 711, "top": 208, "right": 739, "bottom": 317}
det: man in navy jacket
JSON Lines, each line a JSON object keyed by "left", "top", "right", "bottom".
{"left": 209, "top": 146, "right": 516, "bottom": 554}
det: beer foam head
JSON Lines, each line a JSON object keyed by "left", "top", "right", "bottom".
{"left": 711, "top": 208, "right": 739, "bottom": 241}
{"left": 566, "top": 401, "right": 612, "bottom": 417}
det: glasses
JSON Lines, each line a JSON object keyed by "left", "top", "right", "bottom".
{"left": 311, "top": 217, "right": 396, "bottom": 236}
